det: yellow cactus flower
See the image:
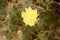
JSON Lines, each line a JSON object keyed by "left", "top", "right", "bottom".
{"left": 21, "top": 7, "right": 38, "bottom": 26}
